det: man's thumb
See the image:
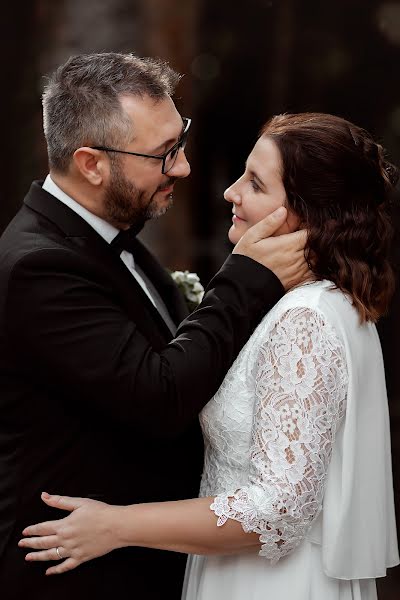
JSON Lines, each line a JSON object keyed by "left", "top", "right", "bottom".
{"left": 246, "top": 206, "right": 287, "bottom": 241}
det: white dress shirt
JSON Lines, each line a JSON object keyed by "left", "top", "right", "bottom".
{"left": 42, "top": 175, "right": 157, "bottom": 307}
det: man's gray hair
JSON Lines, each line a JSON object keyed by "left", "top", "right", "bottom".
{"left": 42, "top": 52, "right": 181, "bottom": 172}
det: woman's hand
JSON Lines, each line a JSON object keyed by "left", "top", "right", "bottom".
{"left": 18, "top": 492, "right": 122, "bottom": 575}
{"left": 19, "top": 494, "right": 262, "bottom": 568}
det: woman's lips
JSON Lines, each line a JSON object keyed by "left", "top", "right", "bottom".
{"left": 232, "top": 214, "right": 246, "bottom": 222}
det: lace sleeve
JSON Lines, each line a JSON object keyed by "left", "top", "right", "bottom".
{"left": 210, "top": 307, "right": 348, "bottom": 562}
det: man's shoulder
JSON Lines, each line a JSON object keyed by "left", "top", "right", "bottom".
{"left": 0, "top": 204, "right": 75, "bottom": 274}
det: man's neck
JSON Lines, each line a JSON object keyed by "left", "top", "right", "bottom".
{"left": 49, "top": 171, "right": 103, "bottom": 217}
{"left": 48, "top": 172, "right": 131, "bottom": 232}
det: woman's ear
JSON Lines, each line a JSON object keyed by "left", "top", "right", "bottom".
{"left": 286, "top": 210, "right": 302, "bottom": 233}
{"left": 273, "top": 209, "right": 301, "bottom": 236}
{"left": 72, "top": 147, "right": 108, "bottom": 186}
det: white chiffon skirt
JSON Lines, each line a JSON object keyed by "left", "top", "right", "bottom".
{"left": 182, "top": 540, "right": 377, "bottom": 600}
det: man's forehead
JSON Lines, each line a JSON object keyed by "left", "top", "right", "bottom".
{"left": 118, "top": 94, "right": 183, "bottom": 152}
{"left": 119, "top": 94, "right": 180, "bottom": 130}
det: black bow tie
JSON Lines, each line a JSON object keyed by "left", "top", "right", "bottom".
{"left": 111, "top": 223, "right": 143, "bottom": 255}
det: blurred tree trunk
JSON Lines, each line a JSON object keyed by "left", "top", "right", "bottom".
{"left": 38, "top": 0, "right": 144, "bottom": 75}
{"left": 267, "top": 0, "right": 295, "bottom": 112}
{"left": 140, "top": 0, "right": 199, "bottom": 270}
{"left": 1, "top": 1, "right": 42, "bottom": 231}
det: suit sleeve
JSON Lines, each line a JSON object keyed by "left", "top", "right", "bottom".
{"left": 5, "top": 249, "right": 283, "bottom": 438}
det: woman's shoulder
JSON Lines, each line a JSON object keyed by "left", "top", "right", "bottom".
{"left": 255, "top": 279, "right": 359, "bottom": 343}
{"left": 271, "top": 279, "right": 347, "bottom": 316}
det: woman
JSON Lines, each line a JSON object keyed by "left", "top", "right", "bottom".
{"left": 19, "top": 113, "right": 399, "bottom": 599}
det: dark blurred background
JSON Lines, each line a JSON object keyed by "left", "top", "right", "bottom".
{"left": 2, "top": 1, "right": 400, "bottom": 596}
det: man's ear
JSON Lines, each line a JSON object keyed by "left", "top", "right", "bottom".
{"left": 72, "top": 147, "right": 108, "bottom": 185}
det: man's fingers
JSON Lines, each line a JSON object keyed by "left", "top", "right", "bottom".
{"left": 19, "top": 535, "right": 58, "bottom": 550}
{"left": 230, "top": 209, "right": 310, "bottom": 289}
{"left": 277, "top": 229, "right": 308, "bottom": 253}
{"left": 264, "top": 228, "right": 307, "bottom": 255}
{"left": 281, "top": 251, "right": 311, "bottom": 291}
{"left": 234, "top": 207, "right": 288, "bottom": 247}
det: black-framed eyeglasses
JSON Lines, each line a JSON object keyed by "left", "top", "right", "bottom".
{"left": 91, "top": 117, "right": 191, "bottom": 175}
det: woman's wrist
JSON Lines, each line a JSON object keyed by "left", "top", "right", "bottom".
{"left": 110, "top": 504, "right": 141, "bottom": 549}
{"left": 106, "top": 505, "right": 132, "bottom": 549}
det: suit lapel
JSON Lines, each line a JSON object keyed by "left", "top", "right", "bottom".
{"left": 24, "top": 182, "right": 184, "bottom": 344}
{"left": 130, "top": 239, "right": 190, "bottom": 325}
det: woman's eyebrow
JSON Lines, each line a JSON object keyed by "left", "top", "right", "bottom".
{"left": 245, "top": 162, "right": 266, "bottom": 190}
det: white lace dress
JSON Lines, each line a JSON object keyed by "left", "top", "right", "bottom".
{"left": 182, "top": 280, "right": 398, "bottom": 600}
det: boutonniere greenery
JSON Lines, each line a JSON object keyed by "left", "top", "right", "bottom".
{"left": 170, "top": 270, "right": 205, "bottom": 312}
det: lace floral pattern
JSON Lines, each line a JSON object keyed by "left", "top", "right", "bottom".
{"left": 201, "top": 292, "right": 348, "bottom": 564}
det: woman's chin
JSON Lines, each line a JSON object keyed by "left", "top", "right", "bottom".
{"left": 228, "top": 225, "right": 242, "bottom": 245}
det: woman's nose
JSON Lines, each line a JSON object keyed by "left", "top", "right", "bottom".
{"left": 224, "top": 181, "right": 241, "bottom": 204}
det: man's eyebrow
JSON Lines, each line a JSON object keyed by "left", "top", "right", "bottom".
{"left": 150, "top": 121, "right": 185, "bottom": 155}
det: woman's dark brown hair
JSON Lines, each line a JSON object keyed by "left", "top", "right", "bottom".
{"left": 262, "top": 113, "right": 399, "bottom": 322}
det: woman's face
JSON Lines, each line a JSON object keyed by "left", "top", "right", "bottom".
{"left": 225, "top": 135, "right": 299, "bottom": 244}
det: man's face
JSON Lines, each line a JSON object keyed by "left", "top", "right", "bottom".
{"left": 102, "top": 94, "right": 190, "bottom": 229}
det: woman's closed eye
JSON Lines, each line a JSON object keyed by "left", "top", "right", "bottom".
{"left": 250, "top": 179, "right": 261, "bottom": 192}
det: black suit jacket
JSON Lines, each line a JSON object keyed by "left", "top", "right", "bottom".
{"left": 0, "top": 181, "right": 283, "bottom": 599}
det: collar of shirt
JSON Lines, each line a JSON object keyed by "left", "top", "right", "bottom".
{"left": 41, "top": 176, "right": 172, "bottom": 318}
{"left": 42, "top": 174, "right": 125, "bottom": 250}
{"left": 40, "top": 175, "right": 165, "bottom": 307}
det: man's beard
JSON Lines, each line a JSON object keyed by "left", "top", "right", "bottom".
{"left": 104, "top": 159, "right": 174, "bottom": 229}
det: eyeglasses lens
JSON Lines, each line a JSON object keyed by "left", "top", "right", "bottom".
{"left": 163, "top": 120, "right": 190, "bottom": 174}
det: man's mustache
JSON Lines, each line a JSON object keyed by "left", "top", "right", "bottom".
{"left": 158, "top": 177, "right": 176, "bottom": 191}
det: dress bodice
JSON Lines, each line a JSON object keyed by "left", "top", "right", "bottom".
{"left": 199, "top": 281, "right": 349, "bottom": 562}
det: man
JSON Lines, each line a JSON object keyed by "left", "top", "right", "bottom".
{"left": 0, "top": 53, "right": 306, "bottom": 599}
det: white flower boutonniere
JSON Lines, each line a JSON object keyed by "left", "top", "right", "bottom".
{"left": 171, "top": 270, "right": 205, "bottom": 312}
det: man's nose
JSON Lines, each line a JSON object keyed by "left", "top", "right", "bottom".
{"left": 169, "top": 149, "right": 191, "bottom": 178}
